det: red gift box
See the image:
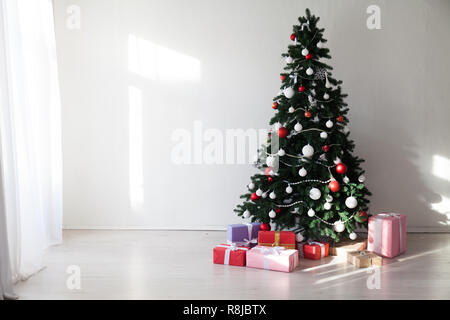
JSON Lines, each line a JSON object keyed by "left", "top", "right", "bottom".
{"left": 213, "top": 243, "right": 249, "bottom": 267}
{"left": 258, "top": 231, "right": 296, "bottom": 249}
{"left": 300, "top": 241, "right": 329, "bottom": 260}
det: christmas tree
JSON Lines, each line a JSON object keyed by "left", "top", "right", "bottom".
{"left": 234, "top": 9, "right": 371, "bottom": 242}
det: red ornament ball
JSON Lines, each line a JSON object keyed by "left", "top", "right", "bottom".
{"left": 290, "top": 33, "right": 296, "bottom": 41}
{"left": 280, "top": 75, "right": 285, "bottom": 81}
{"left": 265, "top": 167, "right": 274, "bottom": 176}
{"left": 336, "top": 163, "right": 348, "bottom": 174}
{"left": 251, "top": 192, "right": 260, "bottom": 201}
{"left": 359, "top": 211, "right": 368, "bottom": 222}
{"left": 304, "top": 111, "right": 312, "bottom": 118}
{"left": 272, "top": 102, "right": 278, "bottom": 110}
{"left": 298, "top": 85, "right": 305, "bottom": 92}
{"left": 337, "top": 115, "right": 344, "bottom": 123}
{"left": 275, "top": 208, "right": 281, "bottom": 214}
{"left": 260, "top": 223, "right": 271, "bottom": 231}
{"left": 322, "top": 145, "right": 330, "bottom": 152}
{"left": 278, "top": 127, "right": 288, "bottom": 138}
{"left": 268, "top": 176, "right": 273, "bottom": 182}
{"left": 305, "top": 53, "right": 312, "bottom": 60}
{"left": 328, "top": 180, "right": 341, "bottom": 193}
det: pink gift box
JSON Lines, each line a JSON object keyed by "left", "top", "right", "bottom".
{"left": 246, "top": 246, "right": 298, "bottom": 272}
{"left": 368, "top": 213, "right": 406, "bottom": 258}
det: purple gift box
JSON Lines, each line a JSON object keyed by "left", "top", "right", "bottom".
{"left": 227, "top": 223, "right": 260, "bottom": 247}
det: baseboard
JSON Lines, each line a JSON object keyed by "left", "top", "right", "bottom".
{"left": 63, "top": 226, "right": 450, "bottom": 233}
{"left": 63, "top": 226, "right": 227, "bottom": 231}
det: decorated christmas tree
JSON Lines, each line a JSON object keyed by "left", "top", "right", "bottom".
{"left": 234, "top": 9, "right": 371, "bottom": 242}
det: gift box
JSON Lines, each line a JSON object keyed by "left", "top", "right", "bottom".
{"left": 347, "top": 250, "right": 382, "bottom": 268}
{"left": 368, "top": 213, "right": 406, "bottom": 258}
{"left": 246, "top": 246, "right": 298, "bottom": 272}
{"left": 299, "top": 241, "right": 329, "bottom": 260}
{"left": 227, "top": 222, "right": 260, "bottom": 247}
{"left": 329, "top": 239, "right": 368, "bottom": 257}
{"left": 213, "top": 243, "right": 249, "bottom": 267}
{"left": 258, "top": 231, "right": 296, "bottom": 249}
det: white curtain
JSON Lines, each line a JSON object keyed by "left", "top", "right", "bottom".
{"left": 0, "top": 0, "right": 62, "bottom": 297}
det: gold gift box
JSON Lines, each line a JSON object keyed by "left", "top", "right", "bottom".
{"left": 329, "top": 239, "right": 367, "bottom": 257}
{"left": 347, "top": 250, "right": 382, "bottom": 268}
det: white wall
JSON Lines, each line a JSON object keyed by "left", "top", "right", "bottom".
{"left": 53, "top": 0, "right": 450, "bottom": 230}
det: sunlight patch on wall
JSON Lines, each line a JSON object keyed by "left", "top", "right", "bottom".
{"left": 128, "top": 34, "right": 201, "bottom": 83}
{"left": 430, "top": 195, "right": 450, "bottom": 225}
{"left": 128, "top": 86, "right": 144, "bottom": 211}
{"left": 432, "top": 155, "right": 450, "bottom": 182}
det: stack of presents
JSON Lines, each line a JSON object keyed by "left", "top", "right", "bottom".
{"left": 213, "top": 213, "right": 406, "bottom": 272}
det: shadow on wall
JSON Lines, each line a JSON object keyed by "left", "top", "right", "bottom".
{"left": 364, "top": 122, "right": 449, "bottom": 229}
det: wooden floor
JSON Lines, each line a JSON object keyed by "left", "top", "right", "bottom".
{"left": 13, "top": 230, "right": 450, "bottom": 299}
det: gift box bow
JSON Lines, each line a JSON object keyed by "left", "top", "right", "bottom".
{"left": 256, "top": 246, "right": 286, "bottom": 256}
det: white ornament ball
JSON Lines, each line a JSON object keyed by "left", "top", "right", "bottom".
{"left": 358, "top": 175, "right": 366, "bottom": 183}
{"left": 273, "top": 122, "right": 282, "bottom": 131}
{"left": 278, "top": 149, "right": 285, "bottom": 156}
{"left": 302, "top": 144, "right": 314, "bottom": 158}
{"left": 285, "top": 56, "right": 293, "bottom": 64}
{"left": 320, "top": 132, "right": 328, "bottom": 139}
{"left": 334, "top": 221, "right": 345, "bottom": 233}
{"left": 323, "top": 93, "right": 329, "bottom": 100}
{"left": 269, "top": 191, "right": 276, "bottom": 199}
{"left": 309, "top": 187, "right": 321, "bottom": 200}
{"left": 288, "top": 107, "right": 295, "bottom": 113}
{"left": 316, "top": 42, "right": 323, "bottom": 48}
{"left": 284, "top": 87, "right": 295, "bottom": 99}
{"left": 306, "top": 67, "right": 314, "bottom": 76}
{"left": 248, "top": 182, "right": 255, "bottom": 190}
{"left": 262, "top": 192, "right": 267, "bottom": 199}
{"left": 349, "top": 232, "right": 357, "bottom": 240}
{"left": 345, "top": 196, "right": 358, "bottom": 209}
{"left": 269, "top": 210, "right": 276, "bottom": 219}
{"left": 325, "top": 195, "right": 333, "bottom": 202}
{"left": 266, "top": 156, "right": 275, "bottom": 167}
{"left": 243, "top": 210, "right": 251, "bottom": 218}
{"left": 296, "top": 233, "right": 305, "bottom": 243}
{"left": 307, "top": 208, "right": 315, "bottom": 217}
{"left": 286, "top": 185, "right": 293, "bottom": 194}
{"left": 343, "top": 176, "right": 350, "bottom": 184}
{"left": 256, "top": 188, "right": 263, "bottom": 197}
{"left": 324, "top": 202, "right": 332, "bottom": 210}
{"left": 301, "top": 48, "right": 309, "bottom": 56}
{"left": 298, "top": 167, "right": 307, "bottom": 177}
{"left": 294, "top": 122, "right": 303, "bottom": 132}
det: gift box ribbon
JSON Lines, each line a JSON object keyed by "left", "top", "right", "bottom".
{"left": 373, "top": 213, "right": 404, "bottom": 254}
{"left": 255, "top": 246, "right": 285, "bottom": 270}
{"left": 307, "top": 241, "right": 325, "bottom": 258}
{"left": 215, "top": 244, "right": 249, "bottom": 265}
